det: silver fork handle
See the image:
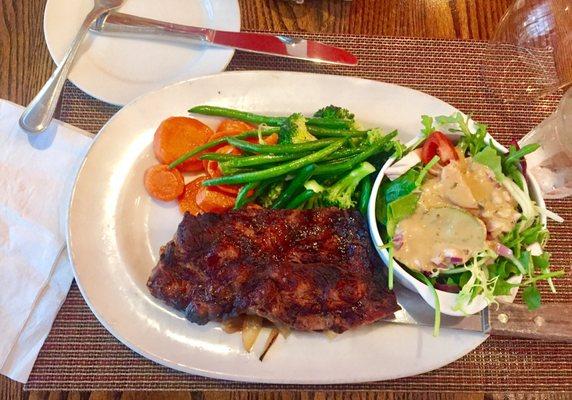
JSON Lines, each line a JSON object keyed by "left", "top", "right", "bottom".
{"left": 19, "top": 7, "right": 108, "bottom": 134}
{"left": 92, "top": 12, "right": 213, "bottom": 43}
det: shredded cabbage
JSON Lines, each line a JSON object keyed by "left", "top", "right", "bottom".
{"left": 502, "top": 178, "right": 537, "bottom": 230}
{"left": 453, "top": 252, "right": 499, "bottom": 313}
{"left": 535, "top": 205, "right": 564, "bottom": 223}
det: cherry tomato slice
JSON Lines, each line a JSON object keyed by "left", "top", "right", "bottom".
{"left": 421, "top": 131, "right": 459, "bottom": 165}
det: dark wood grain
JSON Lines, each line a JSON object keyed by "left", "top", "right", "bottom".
{"left": 1, "top": 0, "right": 545, "bottom": 399}
{"left": 238, "top": 0, "right": 512, "bottom": 39}
{"left": 0, "top": 0, "right": 54, "bottom": 106}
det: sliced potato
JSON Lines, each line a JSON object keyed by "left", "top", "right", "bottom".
{"left": 440, "top": 162, "right": 478, "bottom": 209}
{"left": 242, "top": 315, "right": 263, "bottom": 352}
{"left": 394, "top": 206, "right": 487, "bottom": 271}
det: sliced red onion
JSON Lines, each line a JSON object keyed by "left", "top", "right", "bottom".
{"left": 442, "top": 249, "right": 465, "bottom": 265}
{"left": 527, "top": 242, "right": 543, "bottom": 256}
{"left": 435, "top": 283, "right": 460, "bottom": 293}
{"left": 392, "top": 233, "right": 404, "bottom": 250}
{"left": 385, "top": 150, "right": 422, "bottom": 181}
{"left": 449, "top": 256, "right": 464, "bottom": 264}
{"left": 495, "top": 242, "right": 513, "bottom": 257}
{"left": 431, "top": 256, "right": 443, "bottom": 266}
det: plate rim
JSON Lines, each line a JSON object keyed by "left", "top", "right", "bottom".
{"left": 43, "top": 0, "right": 241, "bottom": 106}
{"left": 67, "top": 70, "right": 488, "bottom": 384}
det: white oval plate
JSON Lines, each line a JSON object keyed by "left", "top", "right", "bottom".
{"left": 44, "top": 0, "right": 240, "bottom": 105}
{"left": 67, "top": 71, "right": 487, "bottom": 384}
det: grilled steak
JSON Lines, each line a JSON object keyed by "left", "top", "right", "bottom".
{"left": 147, "top": 207, "right": 399, "bottom": 333}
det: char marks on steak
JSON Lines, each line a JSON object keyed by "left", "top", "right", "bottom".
{"left": 147, "top": 207, "right": 399, "bottom": 333}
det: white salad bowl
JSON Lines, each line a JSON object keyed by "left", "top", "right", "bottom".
{"left": 367, "top": 131, "right": 547, "bottom": 317}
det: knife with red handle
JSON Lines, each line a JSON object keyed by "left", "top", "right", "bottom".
{"left": 90, "top": 12, "right": 358, "bottom": 66}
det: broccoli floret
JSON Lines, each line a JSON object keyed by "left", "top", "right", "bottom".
{"left": 365, "top": 128, "right": 386, "bottom": 146}
{"left": 278, "top": 113, "right": 317, "bottom": 144}
{"left": 313, "top": 105, "right": 355, "bottom": 121}
{"left": 259, "top": 181, "right": 286, "bottom": 208}
{"left": 361, "top": 128, "right": 402, "bottom": 168}
{"left": 304, "top": 180, "right": 325, "bottom": 194}
{"left": 304, "top": 162, "right": 376, "bottom": 209}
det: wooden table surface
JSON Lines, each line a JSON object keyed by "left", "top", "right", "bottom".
{"left": 1, "top": 0, "right": 566, "bottom": 399}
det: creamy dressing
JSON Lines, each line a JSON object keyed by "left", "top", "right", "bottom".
{"left": 395, "top": 207, "right": 486, "bottom": 271}
{"left": 393, "top": 158, "right": 520, "bottom": 272}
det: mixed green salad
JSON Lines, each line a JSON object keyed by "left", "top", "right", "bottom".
{"left": 376, "top": 113, "right": 564, "bottom": 332}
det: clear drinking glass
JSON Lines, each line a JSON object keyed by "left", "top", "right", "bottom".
{"left": 483, "top": 0, "right": 572, "bottom": 198}
{"left": 520, "top": 86, "right": 572, "bottom": 198}
{"left": 483, "top": 0, "right": 571, "bottom": 103}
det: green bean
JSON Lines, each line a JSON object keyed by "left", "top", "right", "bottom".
{"left": 189, "top": 105, "right": 353, "bottom": 129}
{"left": 219, "top": 153, "right": 303, "bottom": 172}
{"left": 308, "top": 126, "right": 368, "bottom": 138}
{"left": 272, "top": 164, "right": 316, "bottom": 209}
{"left": 226, "top": 137, "right": 338, "bottom": 154}
{"left": 314, "top": 147, "right": 377, "bottom": 176}
{"left": 358, "top": 176, "right": 373, "bottom": 216}
{"left": 285, "top": 190, "right": 316, "bottom": 209}
{"left": 322, "top": 147, "right": 364, "bottom": 162}
{"left": 234, "top": 182, "right": 259, "bottom": 210}
{"left": 314, "top": 130, "right": 397, "bottom": 176}
{"left": 306, "top": 118, "right": 353, "bottom": 129}
{"left": 189, "top": 106, "right": 285, "bottom": 126}
{"left": 202, "top": 140, "right": 346, "bottom": 186}
{"left": 168, "top": 128, "right": 279, "bottom": 169}
{"left": 199, "top": 153, "right": 240, "bottom": 161}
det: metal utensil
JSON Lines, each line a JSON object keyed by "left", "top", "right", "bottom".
{"left": 19, "top": 0, "right": 125, "bottom": 134}
{"left": 90, "top": 12, "right": 358, "bottom": 66}
{"left": 389, "top": 283, "right": 572, "bottom": 342}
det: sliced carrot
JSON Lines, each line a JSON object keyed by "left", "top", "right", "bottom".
{"left": 205, "top": 145, "right": 242, "bottom": 195}
{"left": 242, "top": 132, "right": 280, "bottom": 145}
{"left": 178, "top": 176, "right": 207, "bottom": 216}
{"left": 263, "top": 133, "right": 279, "bottom": 145}
{"left": 196, "top": 186, "right": 236, "bottom": 214}
{"left": 144, "top": 164, "right": 185, "bottom": 201}
{"left": 204, "top": 120, "right": 257, "bottom": 153}
{"left": 153, "top": 117, "right": 213, "bottom": 172}
{"left": 216, "top": 119, "right": 256, "bottom": 135}
{"left": 205, "top": 131, "right": 233, "bottom": 151}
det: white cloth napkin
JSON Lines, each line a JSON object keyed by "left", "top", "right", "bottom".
{"left": 0, "top": 99, "right": 91, "bottom": 383}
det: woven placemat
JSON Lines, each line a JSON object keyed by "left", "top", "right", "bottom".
{"left": 26, "top": 34, "right": 571, "bottom": 392}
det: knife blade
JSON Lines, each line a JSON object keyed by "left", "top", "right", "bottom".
{"left": 89, "top": 12, "right": 358, "bottom": 66}
{"left": 388, "top": 284, "right": 572, "bottom": 342}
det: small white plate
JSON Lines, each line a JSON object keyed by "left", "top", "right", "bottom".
{"left": 67, "top": 71, "right": 487, "bottom": 384}
{"left": 44, "top": 0, "right": 240, "bottom": 105}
